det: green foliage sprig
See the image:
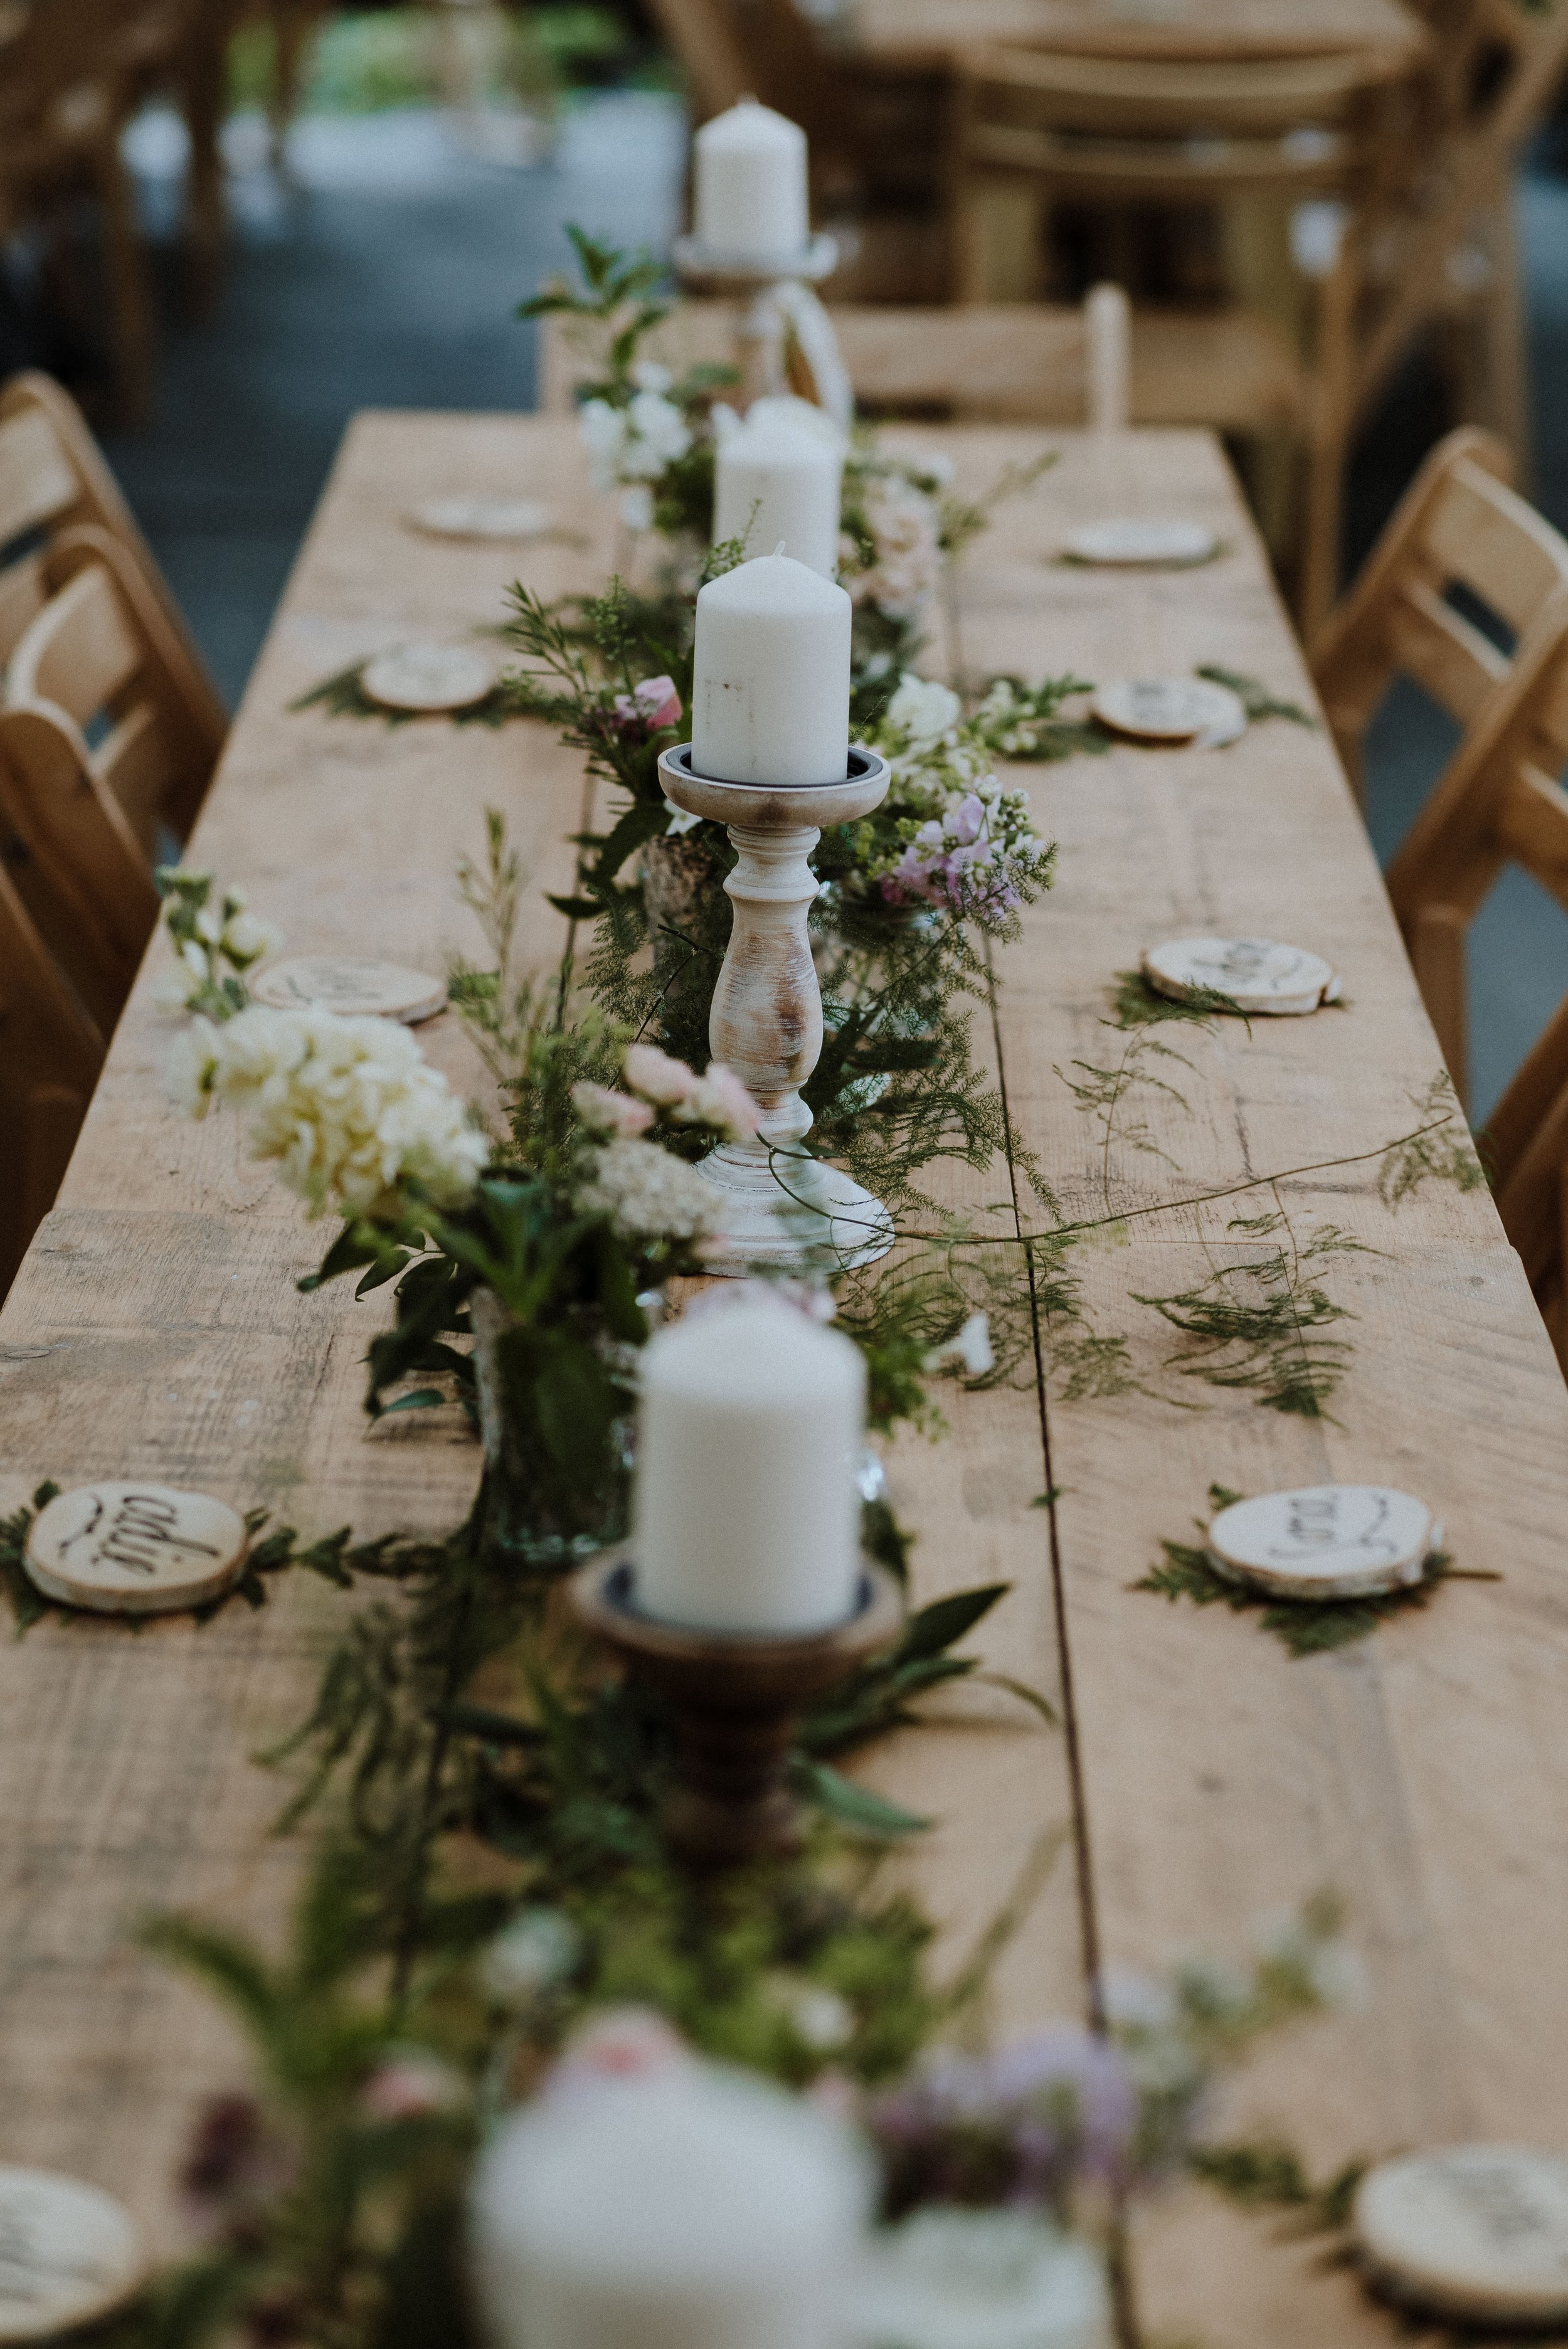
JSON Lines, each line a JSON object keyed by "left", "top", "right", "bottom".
{"left": 289, "top": 660, "right": 516, "bottom": 729}
{"left": 1194, "top": 664, "right": 1318, "bottom": 729}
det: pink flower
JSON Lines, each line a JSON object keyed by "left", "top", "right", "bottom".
{"left": 612, "top": 674, "right": 683, "bottom": 733}
{"left": 623, "top": 1042, "right": 698, "bottom": 1107}
{"left": 360, "top": 2051, "right": 465, "bottom": 2122}
{"left": 551, "top": 2007, "right": 687, "bottom": 2092}
{"left": 572, "top": 1081, "right": 655, "bottom": 1138}
{"left": 686, "top": 1061, "right": 761, "bottom": 1140}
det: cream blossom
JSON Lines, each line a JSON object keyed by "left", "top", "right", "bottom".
{"left": 886, "top": 672, "right": 961, "bottom": 743}
{"left": 575, "top": 1134, "right": 722, "bottom": 1244}
{"left": 166, "top": 1004, "right": 488, "bottom": 1218}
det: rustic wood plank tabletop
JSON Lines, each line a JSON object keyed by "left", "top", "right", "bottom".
{"left": 0, "top": 412, "right": 1562, "bottom": 2346}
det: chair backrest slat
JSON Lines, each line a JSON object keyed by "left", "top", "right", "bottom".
{"left": 537, "top": 292, "right": 1128, "bottom": 428}
{"left": 1417, "top": 460, "right": 1568, "bottom": 635}
{"left": 0, "top": 405, "right": 81, "bottom": 545}
{"left": 8, "top": 561, "right": 145, "bottom": 723}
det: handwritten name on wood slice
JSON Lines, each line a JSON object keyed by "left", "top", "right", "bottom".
{"left": 1355, "top": 2148, "right": 1568, "bottom": 2325}
{"left": 250, "top": 957, "right": 447, "bottom": 1024}
{"left": 0, "top": 2170, "right": 144, "bottom": 2341}
{"left": 360, "top": 644, "right": 496, "bottom": 713}
{"left": 1063, "top": 516, "right": 1217, "bottom": 566}
{"left": 25, "top": 1484, "right": 248, "bottom": 1615}
{"left": 1143, "top": 936, "right": 1341, "bottom": 1016}
{"left": 1091, "top": 676, "right": 1246, "bottom": 745}
{"left": 1207, "top": 1485, "right": 1438, "bottom": 1601}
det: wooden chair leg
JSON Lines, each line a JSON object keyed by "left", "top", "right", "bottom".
{"left": 1409, "top": 901, "right": 1470, "bottom": 1111}
{"left": 180, "top": 8, "right": 233, "bottom": 316}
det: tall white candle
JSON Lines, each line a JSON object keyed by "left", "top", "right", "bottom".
{"left": 693, "top": 97, "right": 810, "bottom": 266}
{"left": 691, "top": 552, "right": 850, "bottom": 789}
{"left": 714, "top": 410, "right": 844, "bottom": 578}
{"left": 470, "top": 2059, "right": 870, "bottom": 2349}
{"left": 633, "top": 1298, "right": 866, "bottom": 1633}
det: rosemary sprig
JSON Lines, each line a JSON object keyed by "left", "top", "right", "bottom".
{"left": 1195, "top": 664, "right": 1318, "bottom": 728}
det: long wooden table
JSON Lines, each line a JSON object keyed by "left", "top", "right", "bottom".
{"left": 840, "top": 0, "right": 1425, "bottom": 71}
{"left": 3, "top": 415, "right": 1567, "bottom": 2348}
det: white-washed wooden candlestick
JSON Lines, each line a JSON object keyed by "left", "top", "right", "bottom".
{"left": 673, "top": 232, "right": 852, "bottom": 429}
{"left": 658, "top": 742, "right": 893, "bottom": 1272}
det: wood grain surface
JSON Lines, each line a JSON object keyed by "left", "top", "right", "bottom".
{"left": 0, "top": 413, "right": 1563, "bottom": 2349}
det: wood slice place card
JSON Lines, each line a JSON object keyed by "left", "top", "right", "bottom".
{"left": 1353, "top": 2146, "right": 1568, "bottom": 2325}
{"left": 1092, "top": 676, "right": 1247, "bottom": 745}
{"left": 1143, "top": 936, "right": 1342, "bottom": 1016}
{"left": 1207, "top": 1485, "right": 1439, "bottom": 1602}
{"left": 0, "top": 2168, "right": 144, "bottom": 2340}
{"left": 406, "top": 496, "right": 549, "bottom": 541}
{"left": 26, "top": 1483, "right": 248, "bottom": 1616}
{"left": 1064, "top": 517, "right": 1218, "bottom": 566}
{"left": 360, "top": 643, "right": 497, "bottom": 713}
{"left": 250, "top": 955, "right": 447, "bottom": 1024}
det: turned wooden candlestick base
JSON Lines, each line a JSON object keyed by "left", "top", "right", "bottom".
{"left": 658, "top": 742, "right": 894, "bottom": 1276}
{"left": 568, "top": 1555, "right": 905, "bottom": 1868}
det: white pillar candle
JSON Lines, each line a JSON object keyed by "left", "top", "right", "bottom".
{"left": 693, "top": 97, "right": 810, "bottom": 267}
{"left": 714, "top": 410, "right": 844, "bottom": 578}
{"left": 632, "top": 1298, "right": 866, "bottom": 1633}
{"left": 470, "top": 2060, "right": 870, "bottom": 2349}
{"left": 691, "top": 551, "right": 850, "bottom": 789}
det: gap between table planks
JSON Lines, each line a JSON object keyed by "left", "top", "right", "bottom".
{"left": 0, "top": 415, "right": 1564, "bottom": 2349}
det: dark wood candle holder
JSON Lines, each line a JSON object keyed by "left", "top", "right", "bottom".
{"left": 567, "top": 1555, "right": 905, "bottom": 1868}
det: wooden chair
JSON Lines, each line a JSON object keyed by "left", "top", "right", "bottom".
{"left": 0, "top": 0, "right": 201, "bottom": 422}
{"left": 1317, "top": 431, "right": 1568, "bottom": 1112}
{"left": 1483, "top": 990, "right": 1568, "bottom": 1377}
{"left": 1310, "top": 427, "right": 1568, "bottom": 788}
{"left": 0, "top": 527, "right": 220, "bottom": 1031}
{"left": 948, "top": 43, "right": 1410, "bottom": 632}
{"left": 0, "top": 854, "right": 105, "bottom": 1300}
{"left": 0, "top": 371, "right": 226, "bottom": 734}
{"left": 539, "top": 284, "right": 1133, "bottom": 428}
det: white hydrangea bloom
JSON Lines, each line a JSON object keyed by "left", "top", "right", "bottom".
{"left": 620, "top": 389, "right": 693, "bottom": 481}
{"left": 886, "top": 672, "right": 962, "bottom": 743}
{"left": 577, "top": 398, "right": 628, "bottom": 492}
{"left": 165, "top": 1004, "right": 487, "bottom": 1218}
{"left": 575, "top": 1135, "right": 720, "bottom": 1243}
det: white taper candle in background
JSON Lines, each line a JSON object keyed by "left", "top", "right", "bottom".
{"left": 693, "top": 97, "right": 810, "bottom": 266}
{"left": 714, "top": 406, "right": 844, "bottom": 578}
{"left": 691, "top": 552, "right": 850, "bottom": 789}
{"left": 632, "top": 1298, "right": 866, "bottom": 1633}
{"left": 470, "top": 2059, "right": 871, "bottom": 2349}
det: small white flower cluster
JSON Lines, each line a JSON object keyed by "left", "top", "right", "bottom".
{"left": 577, "top": 362, "right": 692, "bottom": 533}
{"left": 862, "top": 674, "right": 1054, "bottom": 926}
{"left": 154, "top": 867, "right": 284, "bottom": 1015}
{"left": 575, "top": 1135, "right": 722, "bottom": 1245}
{"left": 166, "top": 1004, "right": 488, "bottom": 1219}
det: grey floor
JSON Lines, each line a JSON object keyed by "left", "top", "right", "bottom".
{"left": 100, "top": 103, "right": 1568, "bottom": 1123}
